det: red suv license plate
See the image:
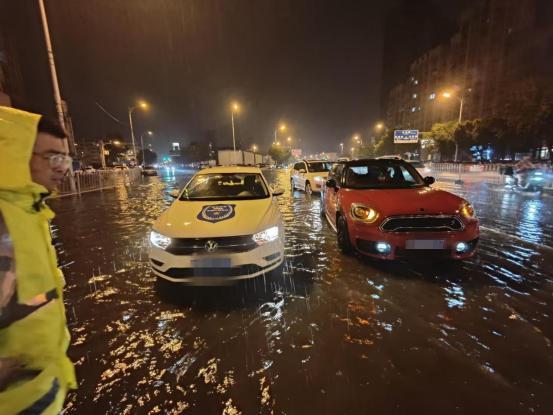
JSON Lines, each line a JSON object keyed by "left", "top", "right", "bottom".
{"left": 405, "top": 240, "right": 445, "bottom": 250}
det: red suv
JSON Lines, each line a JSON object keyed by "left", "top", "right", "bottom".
{"left": 321, "top": 159, "right": 479, "bottom": 260}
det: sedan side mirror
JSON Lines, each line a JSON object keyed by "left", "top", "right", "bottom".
{"left": 423, "top": 176, "right": 435, "bottom": 186}
{"left": 169, "top": 189, "right": 180, "bottom": 198}
{"left": 272, "top": 188, "right": 285, "bottom": 196}
{"left": 326, "top": 178, "right": 338, "bottom": 190}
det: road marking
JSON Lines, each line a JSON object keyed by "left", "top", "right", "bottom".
{"left": 480, "top": 225, "right": 553, "bottom": 252}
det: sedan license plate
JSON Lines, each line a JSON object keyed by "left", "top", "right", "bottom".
{"left": 191, "top": 258, "right": 231, "bottom": 268}
{"left": 405, "top": 239, "right": 445, "bottom": 250}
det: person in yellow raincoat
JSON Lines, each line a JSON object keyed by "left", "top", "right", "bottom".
{"left": 0, "top": 106, "right": 76, "bottom": 414}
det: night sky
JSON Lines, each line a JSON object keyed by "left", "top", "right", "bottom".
{"left": 2, "top": 0, "right": 472, "bottom": 156}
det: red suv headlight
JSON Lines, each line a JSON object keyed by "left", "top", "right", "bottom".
{"left": 350, "top": 203, "right": 379, "bottom": 223}
{"left": 459, "top": 202, "right": 475, "bottom": 219}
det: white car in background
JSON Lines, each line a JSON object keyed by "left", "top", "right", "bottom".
{"left": 149, "top": 166, "right": 285, "bottom": 285}
{"left": 291, "top": 160, "right": 332, "bottom": 194}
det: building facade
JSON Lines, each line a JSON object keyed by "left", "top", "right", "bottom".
{"left": 385, "top": 0, "right": 553, "bottom": 132}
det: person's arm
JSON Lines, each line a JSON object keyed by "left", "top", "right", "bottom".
{"left": 0, "top": 212, "right": 20, "bottom": 391}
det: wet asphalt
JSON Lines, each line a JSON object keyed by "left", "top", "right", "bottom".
{"left": 49, "top": 168, "right": 553, "bottom": 415}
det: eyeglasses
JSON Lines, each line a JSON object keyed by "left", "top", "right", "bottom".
{"left": 33, "top": 152, "right": 73, "bottom": 169}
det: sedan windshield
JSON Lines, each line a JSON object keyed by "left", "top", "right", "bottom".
{"left": 180, "top": 173, "right": 269, "bottom": 200}
{"left": 344, "top": 162, "right": 425, "bottom": 189}
{"left": 307, "top": 162, "right": 332, "bottom": 172}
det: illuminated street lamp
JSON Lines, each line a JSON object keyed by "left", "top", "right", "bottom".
{"left": 140, "top": 130, "right": 153, "bottom": 166}
{"left": 274, "top": 123, "right": 286, "bottom": 144}
{"left": 276, "top": 141, "right": 281, "bottom": 146}
{"left": 251, "top": 144, "right": 258, "bottom": 152}
{"left": 375, "top": 122, "right": 385, "bottom": 131}
{"left": 441, "top": 90, "right": 465, "bottom": 162}
{"left": 128, "top": 100, "right": 149, "bottom": 164}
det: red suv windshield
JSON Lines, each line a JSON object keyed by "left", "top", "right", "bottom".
{"left": 344, "top": 162, "right": 425, "bottom": 189}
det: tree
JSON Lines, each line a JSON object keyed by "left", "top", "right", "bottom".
{"left": 137, "top": 149, "right": 158, "bottom": 165}
{"left": 357, "top": 144, "right": 376, "bottom": 158}
{"left": 529, "top": 101, "right": 553, "bottom": 159}
{"left": 181, "top": 141, "right": 209, "bottom": 163}
{"left": 268, "top": 144, "right": 291, "bottom": 164}
{"left": 373, "top": 130, "right": 395, "bottom": 156}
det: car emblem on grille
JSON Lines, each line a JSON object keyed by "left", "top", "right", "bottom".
{"left": 205, "top": 240, "right": 218, "bottom": 253}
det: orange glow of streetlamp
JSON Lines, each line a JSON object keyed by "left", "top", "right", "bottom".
{"left": 375, "top": 122, "right": 384, "bottom": 130}
{"left": 442, "top": 91, "right": 452, "bottom": 98}
{"left": 279, "top": 124, "right": 286, "bottom": 132}
{"left": 138, "top": 100, "right": 149, "bottom": 109}
{"left": 252, "top": 144, "right": 258, "bottom": 152}
{"left": 231, "top": 101, "right": 240, "bottom": 112}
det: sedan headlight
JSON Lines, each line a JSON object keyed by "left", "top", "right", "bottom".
{"left": 253, "top": 226, "right": 279, "bottom": 245}
{"left": 150, "top": 230, "right": 171, "bottom": 249}
{"left": 459, "top": 202, "right": 475, "bottom": 219}
{"left": 350, "top": 203, "right": 379, "bottom": 223}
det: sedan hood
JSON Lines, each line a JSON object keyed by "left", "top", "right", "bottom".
{"left": 154, "top": 198, "right": 277, "bottom": 238}
{"left": 342, "top": 187, "right": 465, "bottom": 216}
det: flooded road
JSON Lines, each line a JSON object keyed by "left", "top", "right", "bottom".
{"left": 51, "top": 168, "right": 553, "bottom": 415}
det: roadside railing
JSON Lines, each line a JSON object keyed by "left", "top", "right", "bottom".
{"left": 427, "top": 162, "right": 553, "bottom": 189}
{"left": 56, "top": 168, "right": 142, "bottom": 197}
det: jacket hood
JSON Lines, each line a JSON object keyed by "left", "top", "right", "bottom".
{"left": 154, "top": 198, "right": 278, "bottom": 238}
{"left": 0, "top": 106, "right": 47, "bottom": 198}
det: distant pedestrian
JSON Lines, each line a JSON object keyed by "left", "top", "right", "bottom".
{"left": 0, "top": 106, "right": 76, "bottom": 414}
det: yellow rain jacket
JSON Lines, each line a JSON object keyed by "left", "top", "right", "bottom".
{"left": 0, "top": 107, "right": 76, "bottom": 414}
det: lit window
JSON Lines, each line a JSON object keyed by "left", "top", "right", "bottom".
{"left": 414, "top": 79, "right": 419, "bottom": 85}
{"left": 429, "top": 93, "right": 436, "bottom": 100}
{"left": 412, "top": 93, "right": 417, "bottom": 99}
{"left": 411, "top": 107, "right": 416, "bottom": 112}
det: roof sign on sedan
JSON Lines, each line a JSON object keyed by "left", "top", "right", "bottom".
{"left": 197, "top": 204, "right": 236, "bottom": 223}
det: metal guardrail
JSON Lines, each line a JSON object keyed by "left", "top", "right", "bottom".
{"left": 427, "top": 162, "right": 553, "bottom": 188}
{"left": 56, "top": 168, "right": 142, "bottom": 197}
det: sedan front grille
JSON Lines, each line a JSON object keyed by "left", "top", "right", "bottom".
{"left": 166, "top": 235, "right": 257, "bottom": 255}
{"left": 379, "top": 215, "right": 464, "bottom": 233}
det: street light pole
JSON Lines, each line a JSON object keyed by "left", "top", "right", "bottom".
{"left": 340, "top": 142, "right": 344, "bottom": 155}
{"left": 231, "top": 110, "right": 237, "bottom": 157}
{"left": 442, "top": 91, "right": 465, "bottom": 162}
{"left": 128, "top": 107, "right": 137, "bottom": 165}
{"left": 449, "top": 95, "right": 465, "bottom": 163}
{"left": 140, "top": 131, "right": 153, "bottom": 166}
{"left": 230, "top": 102, "right": 240, "bottom": 165}
{"left": 38, "top": 0, "right": 74, "bottom": 153}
